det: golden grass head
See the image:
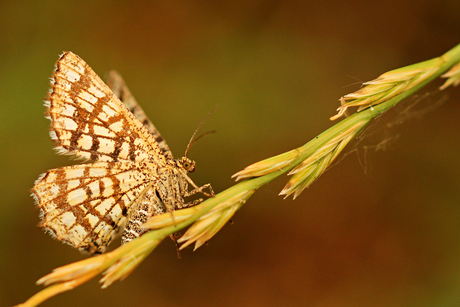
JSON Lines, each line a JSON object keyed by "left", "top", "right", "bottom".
{"left": 232, "top": 149, "right": 299, "bottom": 181}
{"left": 331, "top": 58, "right": 442, "bottom": 120}
{"left": 178, "top": 190, "right": 255, "bottom": 250}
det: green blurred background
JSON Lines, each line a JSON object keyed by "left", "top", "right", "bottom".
{"left": 2, "top": 1, "right": 460, "bottom": 306}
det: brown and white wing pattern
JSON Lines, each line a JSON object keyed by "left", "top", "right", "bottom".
{"left": 47, "top": 52, "right": 166, "bottom": 165}
{"left": 106, "top": 70, "right": 173, "bottom": 160}
{"left": 32, "top": 52, "right": 210, "bottom": 254}
{"left": 33, "top": 52, "right": 169, "bottom": 253}
{"left": 121, "top": 188, "right": 166, "bottom": 245}
{"left": 32, "top": 162, "right": 155, "bottom": 253}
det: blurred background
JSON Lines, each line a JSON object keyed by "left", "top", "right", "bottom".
{"left": 2, "top": 1, "right": 460, "bottom": 306}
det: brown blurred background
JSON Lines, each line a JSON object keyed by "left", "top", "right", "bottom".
{"left": 2, "top": 1, "right": 460, "bottom": 306}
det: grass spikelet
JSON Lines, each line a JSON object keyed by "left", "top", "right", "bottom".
{"left": 440, "top": 61, "right": 460, "bottom": 90}
{"left": 36, "top": 255, "right": 110, "bottom": 286}
{"left": 100, "top": 238, "right": 163, "bottom": 288}
{"left": 16, "top": 230, "right": 170, "bottom": 307}
{"left": 232, "top": 149, "right": 299, "bottom": 180}
{"left": 143, "top": 205, "right": 203, "bottom": 229}
{"left": 331, "top": 58, "right": 442, "bottom": 120}
{"left": 178, "top": 190, "right": 255, "bottom": 250}
{"left": 280, "top": 121, "right": 366, "bottom": 199}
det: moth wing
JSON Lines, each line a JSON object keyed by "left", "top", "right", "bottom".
{"left": 106, "top": 70, "right": 173, "bottom": 160}
{"left": 47, "top": 51, "right": 166, "bottom": 165}
{"left": 32, "top": 162, "right": 153, "bottom": 254}
{"left": 121, "top": 187, "right": 167, "bottom": 245}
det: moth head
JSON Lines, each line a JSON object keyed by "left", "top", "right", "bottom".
{"left": 179, "top": 156, "right": 196, "bottom": 173}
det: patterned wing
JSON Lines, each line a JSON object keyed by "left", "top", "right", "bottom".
{"left": 121, "top": 188, "right": 166, "bottom": 245}
{"left": 106, "top": 70, "right": 173, "bottom": 160}
{"left": 32, "top": 162, "right": 154, "bottom": 254}
{"left": 47, "top": 51, "right": 166, "bottom": 165}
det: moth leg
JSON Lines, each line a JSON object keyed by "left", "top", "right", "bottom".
{"left": 176, "top": 198, "right": 203, "bottom": 210}
{"left": 184, "top": 183, "right": 214, "bottom": 198}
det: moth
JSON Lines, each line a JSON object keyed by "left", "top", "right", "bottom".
{"left": 32, "top": 52, "right": 213, "bottom": 254}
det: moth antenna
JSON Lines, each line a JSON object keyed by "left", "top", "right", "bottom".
{"left": 185, "top": 106, "right": 217, "bottom": 157}
{"left": 187, "top": 130, "right": 216, "bottom": 153}
{"left": 194, "top": 130, "right": 216, "bottom": 144}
